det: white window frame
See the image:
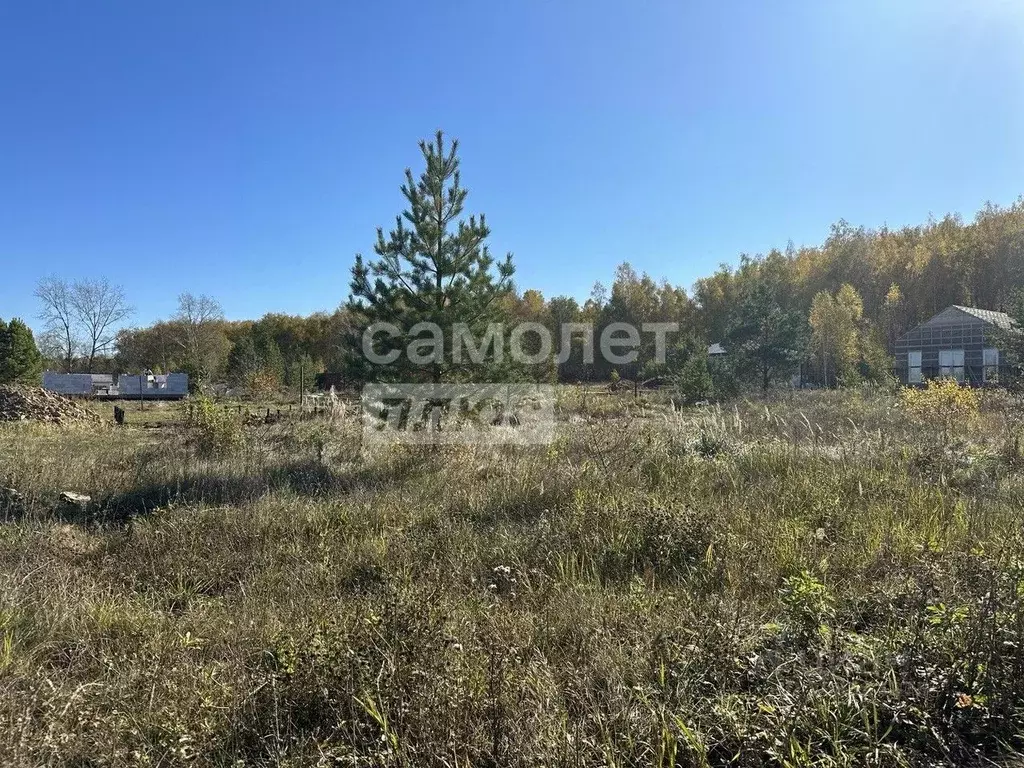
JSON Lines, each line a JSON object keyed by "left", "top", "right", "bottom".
{"left": 939, "top": 349, "right": 965, "bottom": 383}
{"left": 908, "top": 350, "right": 923, "bottom": 384}
{"left": 983, "top": 348, "right": 999, "bottom": 384}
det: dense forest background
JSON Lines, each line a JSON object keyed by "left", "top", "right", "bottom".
{"left": 17, "top": 197, "right": 1024, "bottom": 395}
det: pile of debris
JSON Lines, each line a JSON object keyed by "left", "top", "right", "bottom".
{"left": 0, "top": 386, "right": 101, "bottom": 424}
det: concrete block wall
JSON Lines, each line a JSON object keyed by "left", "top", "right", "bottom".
{"left": 42, "top": 371, "right": 190, "bottom": 398}
{"left": 42, "top": 372, "right": 94, "bottom": 395}
{"left": 166, "top": 373, "right": 189, "bottom": 395}
{"left": 116, "top": 373, "right": 189, "bottom": 396}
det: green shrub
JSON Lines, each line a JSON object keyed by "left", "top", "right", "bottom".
{"left": 186, "top": 395, "right": 243, "bottom": 456}
{"left": 901, "top": 378, "right": 980, "bottom": 445}
{"left": 674, "top": 354, "right": 714, "bottom": 405}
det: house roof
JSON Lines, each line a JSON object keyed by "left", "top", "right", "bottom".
{"left": 894, "top": 305, "right": 1016, "bottom": 349}
{"left": 951, "top": 305, "right": 1013, "bottom": 330}
{"left": 707, "top": 342, "right": 727, "bottom": 355}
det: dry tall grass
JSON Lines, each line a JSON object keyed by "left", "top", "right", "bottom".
{"left": 0, "top": 386, "right": 1022, "bottom": 766}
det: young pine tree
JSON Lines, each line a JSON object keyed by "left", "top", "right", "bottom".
{"left": 0, "top": 319, "right": 7, "bottom": 380}
{"left": 726, "top": 275, "right": 806, "bottom": 393}
{"left": 349, "top": 131, "right": 515, "bottom": 383}
{"left": 0, "top": 318, "right": 44, "bottom": 385}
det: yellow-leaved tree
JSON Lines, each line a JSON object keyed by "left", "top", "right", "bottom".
{"left": 809, "top": 284, "right": 863, "bottom": 386}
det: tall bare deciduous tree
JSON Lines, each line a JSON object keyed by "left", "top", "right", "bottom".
{"left": 70, "top": 278, "right": 134, "bottom": 372}
{"left": 172, "top": 293, "right": 227, "bottom": 386}
{"left": 35, "top": 276, "right": 134, "bottom": 372}
{"left": 34, "top": 276, "right": 78, "bottom": 373}
{"left": 34, "top": 330, "right": 67, "bottom": 369}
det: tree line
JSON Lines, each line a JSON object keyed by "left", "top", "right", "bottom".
{"left": 4, "top": 131, "right": 1024, "bottom": 396}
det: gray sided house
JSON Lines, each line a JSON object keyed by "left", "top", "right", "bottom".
{"left": 894, "top": 305, "right": 1011, "bottom": 386}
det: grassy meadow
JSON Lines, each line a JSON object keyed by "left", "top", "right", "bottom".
{"left": 1, "top": 386, "right": 1023, "bottom": 766}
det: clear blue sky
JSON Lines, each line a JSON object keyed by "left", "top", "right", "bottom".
{"left": 2, "top": 1, "right": 1022, "bottom": 332}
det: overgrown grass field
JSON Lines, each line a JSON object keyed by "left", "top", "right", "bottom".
{"left": 1, "top": 386, "right": 1023, "bottom": 766}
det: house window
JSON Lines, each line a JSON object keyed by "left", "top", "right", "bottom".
{"left": 939, "top": 349, "right": 965, "bottom": 383}
{"left": 908, "top": 350, "right": 922, "bottom": 384}
{"left": 983, "top": 348, "right": 999, "bottom": 384}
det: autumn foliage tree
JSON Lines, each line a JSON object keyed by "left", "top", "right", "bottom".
{"left": 809, "top": 285, "right": 864, "bottom": 387}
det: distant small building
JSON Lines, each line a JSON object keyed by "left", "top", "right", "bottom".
{"left": 42, "top": 372, "right": 189, "bottom": 400}
{"left": 707, "top": 342, "right": 727, "bottom": 356}
{"left": 894, "top": 305, "right": 1012, "bottom": 386}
